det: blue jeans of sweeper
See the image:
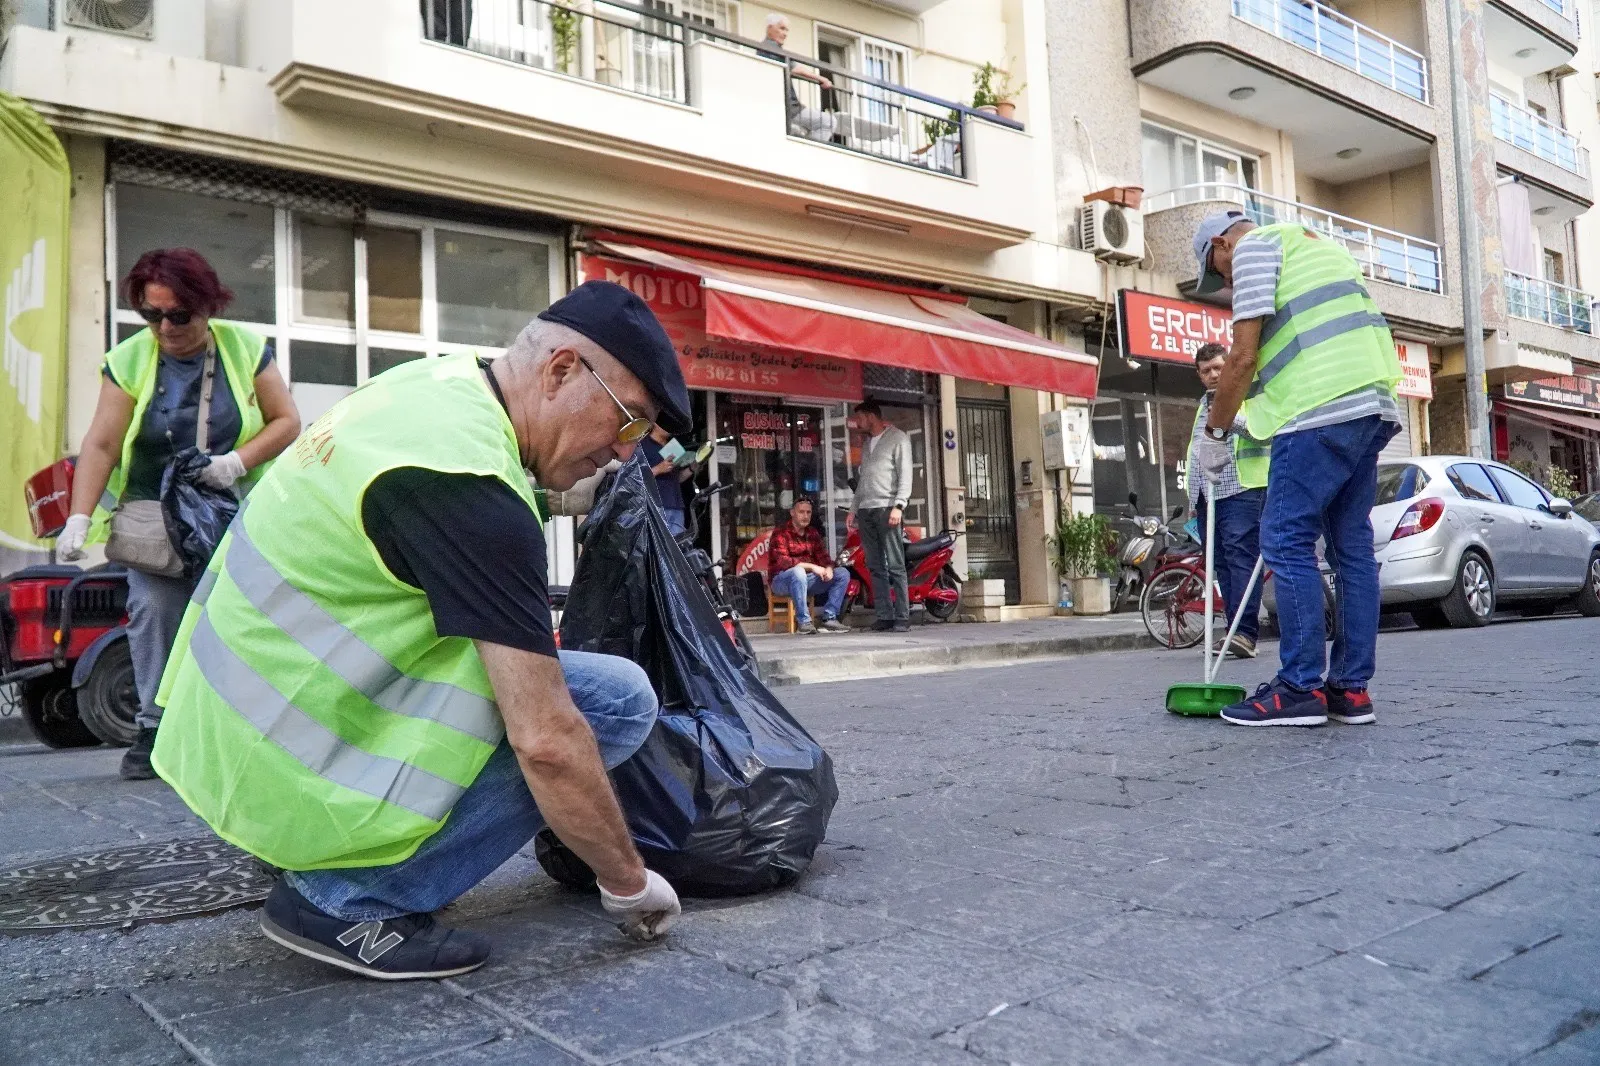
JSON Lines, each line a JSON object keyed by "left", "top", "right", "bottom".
{"left": 289, "top": 649, "right": 658, "bottom": 921}
{"left": 1259, "top": 414, "right": 1396, "bottom": 692}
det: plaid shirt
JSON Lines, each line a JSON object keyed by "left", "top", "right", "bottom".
{"left": 1188, "top": 393, "right": 1252, "bottom": 509}
{"left": 769, "top": 522, "right": 833, "bottom": 578}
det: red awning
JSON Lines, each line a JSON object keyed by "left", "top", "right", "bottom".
{"left": 591, "top": 240, "right": 1099, "bottom": 399}
{"left": 1499, "top": 399, "right": 1600, "bottom": 436}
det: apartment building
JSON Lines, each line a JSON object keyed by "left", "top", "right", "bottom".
{"left": 1051, "top": 0, "right": 1600, "bottom": 522}
{"left": 1, "top": 0, "right": 1115, "bottom": 610}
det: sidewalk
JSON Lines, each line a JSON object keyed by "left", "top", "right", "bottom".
{"left": 750, "top": 613, "right": 1155, "bottom": 686}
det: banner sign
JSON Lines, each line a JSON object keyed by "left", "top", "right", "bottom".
{"left": 580, "top": 255, "right": 864, "bottom": 402}
{"left": 1505, "top": 373, "right": 1600, "bottom": 414}
{"left": 1, "top": 93, "right": 71, "bottom": 557}
{"left": 1118, "top": 290, "right": 1233, "bottom": 364}
{"left": 1394, "top": 341, "right": 1433, "bottom": 400}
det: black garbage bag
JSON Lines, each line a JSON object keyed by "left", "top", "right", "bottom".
{"left": 553, "top": 453, "right": 838, "bottom": 897}
{"left": 161, "top": 447, "right": 240, "bottom": 579}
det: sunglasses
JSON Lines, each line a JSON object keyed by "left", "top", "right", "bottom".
{"left": 138, "top": 307, "right": 195, "bottom": 326}
{"left": 578, "top": 356, "right": 653, "bottom": 444}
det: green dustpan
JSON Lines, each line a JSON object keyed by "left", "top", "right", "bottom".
{"left": 1166, "top": 682, "right": 1245, "bottom": 716}
{"left": 1165, "top": 491, "right": 1261, "bottom": 718}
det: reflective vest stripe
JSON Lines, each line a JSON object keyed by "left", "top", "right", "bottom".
{"left": 187, "top": 614, "right": 462, "bottom": 822}
{"left": 223, "top": 525, "right": 504, "bottom": 746}
{"left": 1249, "top": 311, "right": 1391, "bottom": 397}
{"left": 1260, "top": 278, "right": 1369, "bottom": 347}
{"left": 99, "top": 488, "right": 118, "bottom": 513}
{"left": 192, "top": 567, "right": 220, "bottom": 608}
{"left": 1236, "top": 438, "right": 1272, "bottom": 460}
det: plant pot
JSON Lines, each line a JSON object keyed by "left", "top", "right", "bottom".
{"left": 1070, "top": 576, "right": 1112, "bottom": 616}
{"left": 975, "top": 104, "right": 1000, "bottom": 116}
{"left": 993, "top": 100, "right": 1017, "bottom": 121}
{"left": 1083, "top": 185, "right": 1144, "bottom": 210}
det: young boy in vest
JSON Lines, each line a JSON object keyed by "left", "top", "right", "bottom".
{"left": 1190, "top": 211, "right": 1402, "bottom": 727}
{"left": 1188, "top": 342, "right": 1264, "bottom": 660}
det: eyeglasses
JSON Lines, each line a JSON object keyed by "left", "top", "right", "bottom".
{"left": 578, "top": 356, "right": 653, "bottom": 444}
{"left": 138, "top": 307, "right": 195, "bottom": 326}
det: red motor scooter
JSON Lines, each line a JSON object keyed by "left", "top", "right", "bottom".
{"left": 837, "top": 526, "right": 964, "bottom": 622}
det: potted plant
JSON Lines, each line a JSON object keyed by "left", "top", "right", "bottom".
{"left": 971, "top": 62, "right": 1023, "bottom": 121}
{"left": 1048, "top": 510, "right": 1116, "bottom": 615}
{"left": 550, "top": 0, "right": 581, "bottom": 76}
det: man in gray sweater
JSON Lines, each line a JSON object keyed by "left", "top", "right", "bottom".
{"left": 851, "top": 401, "right": 914, "bottom": 632}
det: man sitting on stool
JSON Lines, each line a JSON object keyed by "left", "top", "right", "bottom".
{"left": 769, "top": 498, "right": 850, "bottom": 634}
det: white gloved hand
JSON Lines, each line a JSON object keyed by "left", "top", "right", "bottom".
{"left": 1192, "top": 435, "right": 1234, "bottom": 484}
{"left": 197, "top": 451, "right": 248, "bottom": 490}
{"left": 57, "top": 513, "right": 91, "bottom": 561}
{"left": 599, "top": 869, "right": 681, "bottom": 941}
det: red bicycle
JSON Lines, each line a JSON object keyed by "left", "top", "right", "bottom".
{"left": 1140, "top": 552, "right": 1337, "bottom": 650}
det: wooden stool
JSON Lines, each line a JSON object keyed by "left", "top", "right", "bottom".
{"left": 767, "top": 588, "right": 798, "bottom": 634}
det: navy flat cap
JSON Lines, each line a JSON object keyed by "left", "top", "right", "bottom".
{"left": 538, "top": 280, "right": 693, "bottom": 435}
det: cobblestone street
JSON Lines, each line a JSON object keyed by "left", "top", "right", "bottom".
{"left": 3, "top": 617, "right": 1599, "bottom": 1065}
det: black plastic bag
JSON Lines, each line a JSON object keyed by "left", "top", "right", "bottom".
{"left": 554, "top": 453, "right": 838, "bottom": 897}
{"left": 161, "top": 447, "right": 240, "bottom": 579}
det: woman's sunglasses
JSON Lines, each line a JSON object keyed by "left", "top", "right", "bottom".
{"left": 578, "top": 356, "right": 654, "bottom": 444}
{"left": 138, "top": 307, "right": 195, "bottom": 326}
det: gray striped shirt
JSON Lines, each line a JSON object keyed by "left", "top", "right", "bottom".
{"left": 1230, "top": 228, "right": 1399, "bottom": 435}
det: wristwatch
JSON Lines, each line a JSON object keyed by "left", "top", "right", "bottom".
{"left": 1203, "top": 425, "right": 1232, "bottom": 442}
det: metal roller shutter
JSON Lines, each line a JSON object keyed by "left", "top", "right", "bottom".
{"left": 1382, "top": 400, "right": 1415, "bottom": 460}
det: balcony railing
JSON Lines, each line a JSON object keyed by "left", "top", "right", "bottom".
{"left": 1232, "top": 0, "right": 1429, "bottom": 103}
{"left": 1491, "top": 95, "right": 1589, "bottom": 178}
{"left": 420, "top": 0, "right": 1018, "bottom": 179}
{"left": 1539, "top": 0, "right": 1569, "bottom": 17}
{"left": 1144, "top": 183, "right": 1443, "bottom": 294}
{"left": 1506, "top": 271, "right": 1595, "bottom": 333}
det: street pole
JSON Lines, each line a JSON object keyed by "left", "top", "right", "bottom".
{"left": 1444, "top": 0, "right": 1492, "bottom": 458}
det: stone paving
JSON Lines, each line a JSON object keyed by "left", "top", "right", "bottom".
{"left": 2, "top": 616, "right": 1599, "bottom": 1064}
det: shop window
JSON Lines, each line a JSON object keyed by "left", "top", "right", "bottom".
{"left": 114, "top": 185, "right": 277, "bottom": 324}
{"left": 369, "top": 348, "right": 426, "bottom": 377}
{"left": 288, "top": 341, "right": 358, "bottom": 424}
{"left": 367, "top": 226, "right": 424, "bottom": 334}
{"left": 436, "top": 229, "right": 554, "bottom": 347}
{"left": 294, "top": 216, "right": 357, "bottom": 326}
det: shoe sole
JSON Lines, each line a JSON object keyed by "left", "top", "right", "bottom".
{"left": 261, "top": 916, "right": 486, "bottom": 981}
{"left": 1328, "top": 712, "right": 1376, "bottom": 724}
{"left": 1221, "top": 714, "right": 1329, "bottom": 727}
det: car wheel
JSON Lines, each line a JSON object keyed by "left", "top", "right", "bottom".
{"left": 1410, "top": 607, "right": 1450, "bottom": 629}
{"left": 77, "top": 637, "right": 141, "bottom": 747}
{"left": 1440, "top": 551, "right": 1494, "bottom": 628}
{"left": 1569, "top": 552, "right": 1600, "bottom": 618}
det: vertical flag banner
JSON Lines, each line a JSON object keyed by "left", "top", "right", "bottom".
{"left": 0, "top": 92, "right": 70, "bottom": 557}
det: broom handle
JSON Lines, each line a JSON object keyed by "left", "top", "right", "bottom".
{"left": 1209, "top": 554, "right": 1265, "bottom": 685}
{"left": 1203, "top": 490, "right": 1215, "bottom": 684}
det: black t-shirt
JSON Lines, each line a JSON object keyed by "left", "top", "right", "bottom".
{"left": 360, "top": 363, "right": 556, "bottom": 658}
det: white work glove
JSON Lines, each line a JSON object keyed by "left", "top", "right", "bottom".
{"left": 197, "top": 451, "right": 248, "bottom": 490}
{"left": 57, "top": 513, "right": 90, "bottom": 561}
{"left": 1192, "top": 435, "right": 1234, "bottom": 484}
{"left": 599, "top": 869, "right": 681, "bottom": 941}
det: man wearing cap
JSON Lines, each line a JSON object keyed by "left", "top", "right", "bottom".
{"left": 151, "top": 281, "right": 694, "bottom": 979}
{"left": 1189, "top": 210, "right": 1401, "bottom": 728}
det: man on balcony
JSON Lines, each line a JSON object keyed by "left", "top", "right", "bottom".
{"left": 761, "top": 14, "right": 836, "bottom": 143}
{"left": 1190, "top": 210, "right": 1402, "bottom": 728}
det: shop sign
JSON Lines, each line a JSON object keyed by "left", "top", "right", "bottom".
{"left": 1505, "top": 373, "right": 1600, "bottom": 414}
{"left": 736, "top": 409, "right": 818, "bottom": 452}
{"left": 580, "top": 254, "right": 864, "bottom": 401}
{"left": 735, "top": 528, "right": 773, "bottom": 576}
{"left": 1118, "top": 290, "right": 1233, "bottom": 364}
{"left": 1394, "top": 341, "right": 1433, "bottom": 400}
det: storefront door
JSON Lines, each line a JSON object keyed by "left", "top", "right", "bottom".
{"left": 717, "top": 401, "right": 827, "bottom": 563}
{"left": 957, "top": 398, "right": 1020, "bottom": 602}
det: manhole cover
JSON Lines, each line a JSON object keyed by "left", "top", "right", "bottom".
{"left": 0, "top": 838, "right": 274, "bottom": 932}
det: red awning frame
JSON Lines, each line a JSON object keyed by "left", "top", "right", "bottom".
{"left": 1498, "top": 399, "right": 1600, "bottom": 437}
{"left": 589, "top": 237, "right": 1100, "bottom": 400}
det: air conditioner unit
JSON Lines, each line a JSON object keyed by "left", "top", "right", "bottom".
{"left": 60, "top": 0, "right": 206, "bottom": 60}
{"left": 1080, "top": 200, "right": 1145, "bottom": 264}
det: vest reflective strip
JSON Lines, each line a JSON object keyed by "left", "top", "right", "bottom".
{"left": 1249, "top": 311, "right": 1390, "bottom": 398}
{"left": 99, "top": 489, "right": 118, "bottom": 512}
{"left": 224, "top": 526, "right": 504, "bottom": 746}
{"left": 1260, "top": 278, "right": 1369, "bottom": 348}
{"left": 188, "top": 614, "right": 462, "bottom": 822}
{"left": 1237, "top": 438, "right": 1271, "bottom": 459}
{"left": 192, "top": 567, "right": 220, "bottom": 608}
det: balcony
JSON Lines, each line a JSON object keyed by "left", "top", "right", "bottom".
{"left": 1231, "top": 0, "right": 1428, "bottom": 102}
{"left": 1129, "top": 0, "right": 1435, "bottom": 187}
{"left": 1505, "top": 272, "right": 1595, "bottom": 334}
{"left": 1490, "top": 95, "right": 1593, "bottom": 215}
{"left": 1485, "top": 0, "right": 1579, "bottom": 76}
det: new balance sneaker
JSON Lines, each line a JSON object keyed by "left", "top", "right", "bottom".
{"left": 1325, "top": 686, "right": 1376, "bottom": 725}
{"left": 817, "top": 617, "right": 851, "bottom": 633}
{"left": 260, "top": 878, "right": 491, "bottom": 981}
{"left": 1220, "top": 678, "right": 1329, "bottom": 727}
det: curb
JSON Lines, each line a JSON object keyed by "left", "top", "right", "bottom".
{"left": 757, "top": 629, "right": 1158, "bottom": 686}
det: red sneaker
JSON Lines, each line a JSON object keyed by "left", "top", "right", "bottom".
{"left": 1325, "top": 686, "right": 1376, "bottom": 725}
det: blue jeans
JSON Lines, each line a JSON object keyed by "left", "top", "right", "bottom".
{"left": 125, "top": 568, "right": 197, "bottom": 729}
{"left": 1197, "top": 488, "right": 1265, "bottom": 642}
{"left": 288, "top": 650, "right": 658, "bottom": 921}
{"left": 1260, "top": 415, "right": 1396, "bottom": 692}
{"left": 661, "top": 508, "right": 686, "bottom": 536}
{"left": 769, "top": 565, "right": 850, "bottom": 625}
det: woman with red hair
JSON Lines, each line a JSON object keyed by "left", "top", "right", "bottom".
{"left": 58, "top": 247, "right": 300, "bottom": 779}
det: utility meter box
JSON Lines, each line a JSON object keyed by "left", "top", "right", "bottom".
{"left": 1041, "top": 407, "right": 1090, "bottom": 471}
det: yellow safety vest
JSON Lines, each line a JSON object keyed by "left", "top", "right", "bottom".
{"left": 1189, "top": 402, "right": 1270, "bottom": 491}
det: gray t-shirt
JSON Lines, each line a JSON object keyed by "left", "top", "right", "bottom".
{"left": 1230, "top": 229, "right": 1398, "bottom": 435}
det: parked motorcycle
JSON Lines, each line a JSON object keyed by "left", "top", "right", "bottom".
{"left": 1111, "top": 496, "right": 1197, "bottom": 613}
{"left": 836, "top": 526, "right": 964, "bottom": 622}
